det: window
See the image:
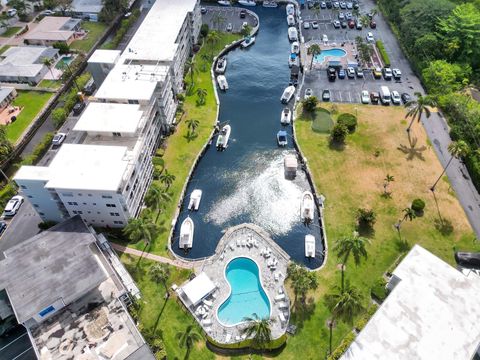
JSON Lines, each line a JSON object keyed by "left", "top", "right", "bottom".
{"left": 62, "top": 193, "right": 73, "bottom": 197}
{"left": 106, "top": 203, "right": 116, "bottom": 208}
{"left": 93, "top": 203, "right": 96, "bottom": 205}
{"left": 113, "top": 221, "right": 124, "bottom": 225}
{"left": 102, "top": 195, "right": 113, "bottom": 199}
{"left": 33, "top": 204, "right": 39, "bottom": 208}
{"left": 77, "top": 193, "right": 82, "bottom": 196}
{"left": 97, "top": 212, "right": 100, "bottom": 214}
{"left": 113, "top": 132, "right": 121, "bottom": 137}
{"left": 83, "top": 202, "right": 87, "bottom": 205}
{"left": 39, "top": 212, "right": 44, "bottom": 216}
{"left": 88, "top": 194, "right": 92, "bottom": 197}
{"left": 27, "top": 195, "right": 33, "bottom": 198}
{"left": 72, "top": 210, "right": 83, "bottom": 215}
{"left": 20, "top": 185, "right": 27, "bottom": 189}
{"left": 67, "top": 202, "right": 78, "bottom": 206}
{"left": 110, "top": 212, "right": 120, "bottom": 216}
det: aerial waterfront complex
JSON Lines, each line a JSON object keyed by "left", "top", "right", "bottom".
{"left": 1, "top": 0, "right": 480, "bottom": 359}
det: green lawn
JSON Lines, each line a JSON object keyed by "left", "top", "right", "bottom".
{"left": 38, "top": 79, "right": 62, "bottom": 89}
{"left": 6, "top": 91, "right": 53, "bottom": 143}
{"left": 1, "top": 26, "right": 21, "bottom": 37}
{"left": 0, "top": 45, "right": 11, "bottom": 55}
{"left": 70, "top": 22, "right": 108, "bottom": 53}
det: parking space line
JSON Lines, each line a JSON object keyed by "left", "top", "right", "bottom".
{"left": 338, "top": 91, "right": 343, "bottom": 102}
{"left": 0, "top": 333, "right": 27, "bottom": 352}
{"left": 11, "top": 347, "right": 33, "bottom": 360}
{"left": 347, "top": 91, "right": 352, "bottom": 103}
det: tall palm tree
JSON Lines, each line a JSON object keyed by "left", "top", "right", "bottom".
{"left": 184, "top": 59, "right": 197, "bottom": 87}
{"left": 395, "top": 207, "right": 417, "bottom": 243}
{"left": 176, "top": 325, "right": 202, "bottom": 360}
{"left": 42, "top": 58, "right": 56, "bottom": 80}
{"left": 333, "top": 231, "right": 370, "bottom": 292}
{"left": 144, "top": 183, "right": 171, "bottom": 221}
{"left": 286, "top": 263, "right": 318, "bottom": 305}
{"left": 307, "top": 44, "right": 321, "bottom": 70}
{"left": 149, "top": 263, "right": 170, "bottom": 293}
{"left": 325, "top": 283, "right": 364, "bottom": 355}
{"left": 431, "top": 140, "right": 470, "bottom": 191}
{"left": 159, "top": 169, "right": 176, "bottom": 190}
{"left": 196, "top": 88, "right": 207, "bottom": 105}
{"left": 383, "top": 173, "right": 395, "bottom": 196}
{"left": 241, "top": 313, "right": 275, "bottom": 352}
{"left": 206, "top": 31, "right": 220, "bottom": 57}
{"left": 185, "top": 118, "right": 200, "bottom": 136}
{"left": 123, "top": 216, "right": 158, "bottom": 246}
{"left": 405, "top": 92, "right": 436, "bottom": 133}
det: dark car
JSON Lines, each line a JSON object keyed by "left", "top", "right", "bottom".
{"left": 326, "top": 1, "right": 333, "bottom": 8}
{"left": 353, "top": 2, "right": 359, "bottom": 9}
{"left": 338, "top": 68, "right": 346, "bottom": 79}
{"left": 348, "top": 19, "right": 355, "bottom": 29}
{"left": 73, "top": 101, "right": 86, "bottom": 116}
{"left": 322, "top": 89, "right": 331, "bottom": 101}
{"left": 327, "top": 67, "right": 336, "bottom": 81}
{"left": 0, "top": 221, "right": 6, "bottom": 235}
{"left": 83, "top": 82, "right": 96, "bottom": 95}
{"left": 200, "top": 7, "right": 207, "bottom": 14}
{"left": 240, "top": 9, "right": 246, "bottom": 18}
{"left": 341, "top": 21, "right": 347, "bottom": 28}
{"left": 370, "top": 20, "right": 377, "bottom": 29}
{"left": 401, "top": 93, "right": 411, "bottom": 104}
{"left": 370, "top": 91, "right": 380, "bottom": 104}
{"left": 307, "top": 1, "right": 314, "bottom": 8}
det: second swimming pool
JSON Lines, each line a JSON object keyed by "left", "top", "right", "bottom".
{"left": 314, "top": 48, "right": 347, "bottom": 63}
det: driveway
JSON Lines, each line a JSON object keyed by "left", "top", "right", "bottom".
{"left": 203, "top": 5, "right": 257, "bottom": 33}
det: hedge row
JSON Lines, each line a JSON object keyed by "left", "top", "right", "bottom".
{"left": 104, "top": 9, "right": 140, "bottom": 49}
{"left": 0, "top": 183, "right": 16, "bottom": 212}
{"left": 21, "top": 132, "right": 54, "bottom": 166}
{"left": 328, "top": 332, "right": 356, "bottom": 360}
{"left": 370, "top": 277, "right": 388, "bottom": 302}
{"left": 354, "top": 304, "right": 379, "bottom": 332}
{"left": 375, "top": 40, "right": 390, "bottom": 67}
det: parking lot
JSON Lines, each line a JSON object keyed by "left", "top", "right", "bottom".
{"left": 203, "top": 6, "right": 257, "bottom": 33}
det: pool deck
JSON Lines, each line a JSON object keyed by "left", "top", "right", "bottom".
{"left": 175, "top": 223, "right": 291, "bottom": 345}
{"left": 302, "top": 40, "right": 357, "bottom": 70}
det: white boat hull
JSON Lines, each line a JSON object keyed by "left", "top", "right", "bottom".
{"left": 288, "top": 27, "right": 298, "bottom": 42}
{"left": 301, "top": 191, "right": 315, "bottom": 221}
{"left": 215, "top": 58, "right": 227, "bottom": 74}
{"left": 188, "top": 189, "right": 202, "bottom": 211}
{"left": 263, "top": 1, "right": 278, "bottom": 7}
{"left": 218, "top": 0, "right": 230, "bottom": 5}
{"left": 305, "top": 235, "right": 315, "bottom": 258}
{"left": 281, "top": 108, "right": 291, "bottom": 125}
{"left": 216, "top": 124, "right": 231, "bottom": 150}
{"left": 291, "top": 41, "right": 299, "bottom": 54}
{"left": 287, "top": 15, "right": 295, "bottom": 26}
{"left": 217, "top": 75, "right": 228, "bottom": 90}
{"left": 239, "top": 0, "right": 256, "bottom": 6}
{"left": 281, "top": 85, "right": 296, "bottom": 104}
{"left": 241, "top": 36, "right": 255, "bottom": 48}
{"left": 286, "top": 3, "right": 295, "bottom": 15}
{"left": 179, "top": 217, "right": 194, "bottom": 249}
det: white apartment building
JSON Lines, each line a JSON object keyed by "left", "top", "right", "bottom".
{"left": 14, "top": 0, "right": 201, "bottom": 227}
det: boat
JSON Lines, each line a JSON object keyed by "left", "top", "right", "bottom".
{"left": 286, "top": 3, "right": 295, "bottom": 15}
{"left": 215, "top": 57, "right": 227, "bottom": 74}
{"left": 291, "top": 41, "right": 299, "bottom": 54}
{"left": 238, "top": 0, "right": 256, "bottom": 6}
{"left": 301, "top": 191, "right": 315, "bottom": 222}
{"left": 288, "top": 27, "right": 298, "bottom": 41}
{"left": 179, "top": 216, "right": 194, "bottom": 249}
{"left": 217, "top": 75, "right": 229, "bottom": 90}
{"left": 240, "top": 36, "right": 255, "bottom": 48}
{"left": 288, "top": 53, "right": 299, "bottom": 67}
{"left": 263, "top": 0, "right": 278, "bottom": 7}
{"left": 305, "top": 235, "right": 315, "bottom": 258}
{"left": 216, "top": 124, "right": 231, "bottom": 150}
{"left": 277, "top": 130, "right": 287, "bottom": 146}
{"left": 284, "top": 154, "right": 297, "bottom": 179}
{"left": 218, "top": 0, "right": 231, "bottom": 5}
{"left": 280, "top": 85, "right": 296, "bottom": 104}
{"left": 188, "top": 189, "right": 202, "bottom": 211}
{"left": 287, "top": 14, "right": 295, "bottom": 26}
{"left": 281, "top": 108, "right": 291, "bottom": 125}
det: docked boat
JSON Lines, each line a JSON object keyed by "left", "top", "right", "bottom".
{"left": 179, "top": 216, "right": 194, "bottom": 249}
{"left": 280, "top": 85, "right": 296, "bottom": 104}
{"left": 188, "top": 189, "right": 202, "bottom": 211}
{"left": 291, "top": 41, "right": 299, "bottom": 54}
{"left": 281, "top": 108, "right": 291, "bottom": 125}
{"left": 301, "top": 191, "right": 315, "bottom": 222}
{"left": 289, "top": 53, "right": 299, "bottom": 67}
{"left": 263, "top": 1, "right": 278, "bottom": 7}
{"left": 218, "top": 0, "right": 230, "bottom": 5}
{"left": 215, "top": 57, "right": 227, "bottom": 74}
{"left": 286, "top": 3, "right": 295, "bottom": 15}
{"left": 305, "top": 235, "right": 315, "bottom": 258}
{"left": 216, "top": 124, "right": 231, "bottom": 150}
{"left": 217, "top": 75, "right": 229, "bottom": 91}
{"left": 240, "top": 36, "right": 255, "bottom": 48}
{"left": 284, "top": 154, "right": 297, "bottom": 179}
{"left": 287, "top": 14, "right": 295, "bottom": 26}
{"left": 238, "top": 0, "right": 256, "bottom": 6}
{"left": 277, "top": 130, "right": 287, "bottom": 146}
{"left": 288, "top": 27, "right": 298, "bottom": 42}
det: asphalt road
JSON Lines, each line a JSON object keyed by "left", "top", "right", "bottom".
{"left": 203, "top": 5, "right": 257, "bottom": 33}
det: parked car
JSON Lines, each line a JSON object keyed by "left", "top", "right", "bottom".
{"left": 391, "top": 91, "right": 401, "bottom": 105}
{"left": 83, "top": 82, "right": 96, "bottom": 95}
{"left": 327, "top": 67, "right": 336, "bottom": 81}
{"left": 383, "top": 67, "right": 393, "bottom": 80}
{"left": 73, "top": 101, "right": 86, "bottom": 116}
{"left": 322, "top": 34, "right": 328, "bottom": 42}
{"left": 0, "top": 221, "right": 6, "bottom": 235}
{"left": 346, "top": 2, "right": 353, "bottom": 9}
{"left": 401, "top": 92, "right": 411, "bottom": 104}
{"left": 240, "top": 9, "right": 246, "bottom": 18}
{"left": 392, "top": 68, "right": 402, "bottom": 79}
{"left": 200, "top": 7, "right": 207, "bottom": 14}
{"left": 366, "top": 32, "right": 374, "bottom": 42}
{"left": 304, "top": 88, "right": 313, "bottom": 99}
{"left": 355, "top": 20, "right": 363, "bottom": 30}
{"left": 333, "top": 1, "right": 340, "bottom": 8}
{"left": 242, "top": 22, "right": 248, "bottom": 29}
{"left": 42, "top": 9, "right": 56, "bottom": 15}
{"left": 361, "top": 90, "right": 370, "bottom": 104}
{"left": 52, "top": 133, "right": 66, "bottom": 147}
{"left": 347, "top": 67, "right": 355, "bottom": 78}
{"left": 226, "top": 23, "right": 233, "bottom": 31}
{"left": 326, "top": 1, "right": 333, "bottom": 8}
{"left": 356, "top": 68, "right": 364, "bottom": 77}
{"left": 348, "top": 19, "right": 355, "bottom": 29}
{"left": 338, "top": 68, "right": 346, "bottom": 79}
{"left": 4, "top": 195, "right": 23, "bottom": 217}
{"left": 7, "top": 8, "right": 17, "bottom": 17}
{"left": 341, "top": 21, "right": 347, "bottom": 28}
{"left": 338, "top": 12, "right": 345, "bottom": 20}
{"left": 340, "top": 1, "right": 346, "bottom": 9}
{"left": 308, "top": 1, "right": 314, "bottom": 8}
{"left": 353, "top": 2, "right": 359, "bottom": 9}
{"left": 312, "top": 21, "right": 319, "bottom": 29}
{"left": 370, "top": 20, "right": 377, "bottom": 29}
{"left": 303, "top": 21, "right": 310, "bottom": 29}
{"left": 333, "top": 20, "right": 341, "bottom": 28}
{"left": 373, "top": 67, "right": 382, "bottom": 79}
{"left": 321, "top": 1, "right": 327, "bottom": 8}
{"left": 322, "top": 89, "right": 331, "bottom": 101}
{"left": 370, "top": 91, "right": 380, "bottom": 104}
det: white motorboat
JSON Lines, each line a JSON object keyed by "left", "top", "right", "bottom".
{"left": 287, "top": 14, "right": 295, "bottom": 26}
{"left": 188, "top": 189, "right": 202, "bottom": 211}
{"left": 215, "top": 57, "right": 227, "bottom": 74}
{"left": 288, "top": 26, "right": 298, "bottom": 41}
{"left": 286, "top": 3, "right": 295, "bottom": 16}
{"left": 281, "top": 108, "right": 291, "bottom": 125}
{"left": 301, "top": 191, "right": 315, "bottom": 222}
{"left": 218, "top": 0, "right": 230, "bottom": 5}
{"left": 216, "top": 124, "right": 231, "bottom": 150}
{"left": 284, "top": 154, "right": 297, "bottom": 179}
{"left": 281, "top": 85, "right": 296, "bottom": 104}
{"left": 288, "top": 53, "right": 299, "bottom": 67}
{"left": 263, "top": 1, "right": 278, "bottom": 7}
{"left": 238, "top": 0, "right": 256, "bottom": 6}
{"left": 217, "top": 75, "right": 229, "bottom": 91}
{"left": 241, "top": 36, "right": 255, "bottom": 48}
{"left": 179, "top": 216, "right": 194, "bottom": 249}
{"left": 305, "top": 235, "right": 315, "bottom": 258}
{"left": 277, "top": 130, "right": 287, "bottom": 146}
{"left": 291, "top": 41, "right": 299, "bottom": 54}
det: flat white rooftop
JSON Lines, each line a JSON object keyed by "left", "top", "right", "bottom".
{"left": 73, "top": 102, "right": 143, "bottom": 134}
{"left": 88, "top": 49, "right": 121, "bottom": 64}
{"left": 342, "top": 245, "right": 480, "bottom": 360}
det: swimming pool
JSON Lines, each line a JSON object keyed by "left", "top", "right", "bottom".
{"left": 55, "top": 56, "right": 74, "bottom": 70}
{"left": 217, "top": 257, "right": 270, "bottom": 326}
{"left": 314, "top": 48, "right": 347, "bottom": 63}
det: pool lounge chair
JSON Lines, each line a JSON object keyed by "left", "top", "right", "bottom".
{"left": 225, "top": 333, "right": 232, "bottom": 343}
{"left": 236, "top": 239, "right": 240, "bottom": 247}
{"left": 275, "top": 294, "right": 285, "bottom": 302}
{"left": 202, "top": 318, "right": 212, "bottom": 326}
{"left": 278, "top": 312, "right": 286, "bottom": 323}
{"left": 278, "top": 301, "right": 288, "bottom": 309}
{"left": 203, "top": 299, "right": 213, "bottom": 307}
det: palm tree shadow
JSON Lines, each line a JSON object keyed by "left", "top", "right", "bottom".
{"left": 135, "top": 242, "right": 151, "bottom": 269}
{"left": 394, "top": 237, "right": 411, "bottom": 253}
{"left": 328, "top": 141, "right": 345, "bottom": 152}
{"left": 430, "top": 190, "right": 444, "bottom": 224}
{"left": 153, "top": 297, "right": 169, "bottom": 332}
{"left": 397, "top": 133, "right": 427, "bottom": 161}
{"left": 184, "top": 131, "right": 198, "bottom": 142}
{"left": 289, "top": 297, "right": 316, "bottom": 331}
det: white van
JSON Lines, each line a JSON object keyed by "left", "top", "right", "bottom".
{"left": 7, "top": 8, "right": 17, "bottom": 17}
{"left": 380, "top": 86, "right": 391, "bottom": 105}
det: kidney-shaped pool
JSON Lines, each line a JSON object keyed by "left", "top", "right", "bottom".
{"left": 217, "top": 257, "right": 271, "bottom": 326}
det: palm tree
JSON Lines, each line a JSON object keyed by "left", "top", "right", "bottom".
{"left": 325, "top": 283, "right": 364, "bottom": 355}
{"left": 241, "top": 313, "right": 275, "bottom": 352}
{"left": 144, "top": 183, "right": 171, "bottom": 221}
{"left": 200, "top": 53, "right": 210, "bottom": 72}
{"left": 176, "top": 325, "right": 202, "bottom": 360}
{"left": 149, "top": 263, "right": 170, "bottom": 293}
{"left": 196, "top": 88, "right": 207, "bottom": 105}
{"left": 369, "top": 7, "right": 378, "bottom": 19}
{"left": 333, "top": 231, "right": 370, "bottom": 292}
{"left": 184, "top": 59, "right": 197, "bottom": 87}
{"left": 42, "top": 58, "right": 56, "bottom": 80}
{"left": 206, "top": 31, "right": 220, "bottom": 57}
{"left": 185, "top": 118, "right": 200, "bottom": 136}
{"left": 383, "top": 173, "right": 395, "bottom": 196}
{"left": 286, "top": 263, "right": 318, "bottom": 305}
{"left": 307, "top": 44, "right": 321, "bottom": 70}
{"left": 159, "top": 169, "right": 176, "bottom": 190}
{"left": 405, "top": 92, "right": 436, "bottom": 133}
{"left": 123, "top": 216, "right": 158, "bottom": 246}
{"left": 360, "top": 15, "right": 370, "bottom": 29}
{"left": 394, "top": 207, "right": 417, "bottom": 243}
{"left": 431, "top": 140, "right": 470, "bottom": 191}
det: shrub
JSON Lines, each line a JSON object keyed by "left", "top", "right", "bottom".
{"left": 375, "top": 40, "right": 390, "bottom": 67}
{"left": 337, "top": 113, "right": 358, "bottom": 133}
{"left": 328, "top": 332, "right": 356, "bottom": 360}
{"left": 38, "top": 221, "right": 57, "bottom": 231}
{"left": 53, "top": 41, "right": 70, "bottom": 55}
{"left": 354, "top": 304, "right": 379, "bottom": 332}
{"left": 357, "top": 208, "right": 376, "bottom": 228}
{"left": 330, "top": 123, "right": 348, "bottom": 144}
{"left": 0, "top": 183, "right": 16, "bottom": 212}
{"left": 200, "top": 23, "right": 209, "bottom": 38}
{"left": 22, "top": 132, "right": 54, "bottom": 165}
{"left": 370, "top": 277, "right": 388, "bottom": 302}
{"left": 411, "top": 198, "right": 426, "bottom": 213}
{"left": 303, "top": 96, "right": 318, "bottom": 112}
{"left": 52, "top": 108, "right": 67, "bottom": 129}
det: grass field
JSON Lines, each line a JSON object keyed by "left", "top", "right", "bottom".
{"left": 311, "top": 107, "right": 334, "bottom": 133}
{"left": 0, "top": 45, "right": 11, "bottom": 55}
{"left": 6, "top": 91, "right": 53, "bottom": 143}
{"left": 1, "top": 26, "right": 21, "bottom": 37}
{"left": 70, "top": 22, "right": 107, "bottom": 53}
{"left": 38, "top": 79, "right": 62, "bottom": 89}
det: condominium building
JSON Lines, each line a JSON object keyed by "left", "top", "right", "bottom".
{"left": 14, "top": 0, "right": 201, "bottom": 227}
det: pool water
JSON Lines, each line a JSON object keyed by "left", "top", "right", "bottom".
{"left": 217, "top": 257, "right": 270, "bottom": 325}
{"left": 314, "top": 48, "right": 347, "bottom": 63}
{"left": 55, "top": 56, "right": 74, "bottom": 70}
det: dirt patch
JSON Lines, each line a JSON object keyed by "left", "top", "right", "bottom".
{"left": 0, "top": 106, "right": 22, "bottom": 125}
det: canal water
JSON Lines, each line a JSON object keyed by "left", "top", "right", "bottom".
{"left": 172, "top": 6, "right": 324, "bottom": 269}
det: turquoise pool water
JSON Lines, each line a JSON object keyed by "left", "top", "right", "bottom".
{"left": 55, "top": 56, "right": 74, "bottom": 70}
{"left": 217, "top": 257, "right": 270, "bottom": 325}
{"left": 314, "top": 48, "right": 347, "bottom": 63}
